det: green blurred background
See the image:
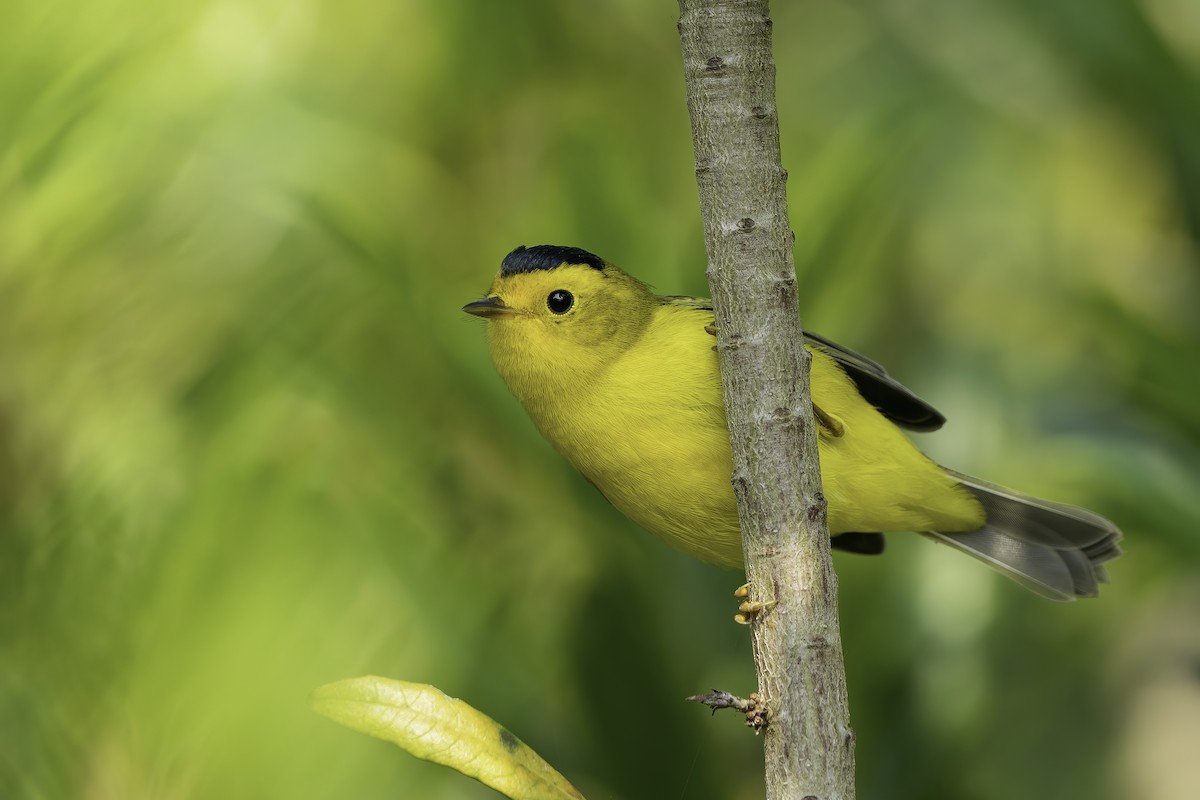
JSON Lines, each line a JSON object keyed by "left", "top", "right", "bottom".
{"left": 3, "top": 0, "right": 1199, "bottom": 798}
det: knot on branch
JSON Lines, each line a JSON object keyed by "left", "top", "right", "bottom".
{"left": 730, "top": 471, "right": 751, "bottom": 502}
{"left": 767, "top": 406, "right": 805, "bottom": 435}
{"left": 807, "top": 491, "right": 828, "bottom": 523}
{"left": 735, "top": 217, "right": 757, "bottom": 233}
{"left": 749, "top": 105, "right": 770, "bottom": 120}
{"left": 704, "top": 56, "right": 725, "bottom": 74}
{"left": 775, "top": 273, "right": 797, "bottom": 304}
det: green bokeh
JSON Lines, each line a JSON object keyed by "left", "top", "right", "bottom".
{"left": 2, "top": 1, "right": 1198, "bottom": 798}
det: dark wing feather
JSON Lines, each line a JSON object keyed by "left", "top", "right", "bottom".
{"left": 802, "top": 330, "right": 945, "bottom": 432}
{"left": 664, "top": 296, "right": 945, "bottom": 432}
{"left": 831, "top": 532, "right": 886, "bottom": 555}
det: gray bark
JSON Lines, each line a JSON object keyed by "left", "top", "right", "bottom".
{"left": 676, "top": 1, "right": 857, "bottom": 797}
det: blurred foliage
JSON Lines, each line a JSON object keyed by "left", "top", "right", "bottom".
{"left": 2, "top": 0, "right": 1199, "bottom": 799}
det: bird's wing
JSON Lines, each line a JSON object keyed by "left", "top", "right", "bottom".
{"left": 802, "top": 330, "right": 945, "bottom": 432}
{"left": 663, "top": 296, "right": 946, "bottom": 432}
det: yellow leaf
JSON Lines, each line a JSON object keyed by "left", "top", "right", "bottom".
{"left": 312, "top": 676, "right": 586, "bottom": 800}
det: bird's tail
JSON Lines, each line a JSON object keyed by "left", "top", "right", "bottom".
{"left": 920, "top": 470, "right": 1123, "bottom": 601}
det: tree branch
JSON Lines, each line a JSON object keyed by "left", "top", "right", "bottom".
{"left": 676, "top": 1, "right": 856, "bottom": 798}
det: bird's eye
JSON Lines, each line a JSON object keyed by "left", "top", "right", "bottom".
{"left": 546, "top": 290, "right": 574, "bottom": 315}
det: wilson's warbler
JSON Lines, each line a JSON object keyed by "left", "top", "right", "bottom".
{"left": 463, "top": 245, "right": 1122, "bottom": 600}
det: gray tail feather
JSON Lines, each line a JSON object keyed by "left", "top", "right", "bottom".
{"left": 919, "top": 470, "right": 1123, "bottom": 601}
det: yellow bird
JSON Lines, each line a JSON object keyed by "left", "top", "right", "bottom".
{"left": 463, "top": 245, "right": 1121, "bottom": 600}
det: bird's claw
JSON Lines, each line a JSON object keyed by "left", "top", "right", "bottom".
{"left": 733, "top": 583, "right": 777, "bottom": 624}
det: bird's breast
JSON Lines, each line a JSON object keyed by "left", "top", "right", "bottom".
{"left": 519, "top": 341, "right": 747, "bottom": 566}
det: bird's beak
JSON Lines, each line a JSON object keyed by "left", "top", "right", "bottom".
{"left": 462, "top": 296, "right": 515, "bottom": 318}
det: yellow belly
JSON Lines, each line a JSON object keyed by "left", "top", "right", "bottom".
{"left": 547, "top": 319, "right": 984, "bottom": 568}
{"left": 510, "top": 308, "right": 985, "bottom": 568}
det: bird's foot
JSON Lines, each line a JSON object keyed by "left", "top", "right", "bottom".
{"left": 733, "top": 583, "right": 777, "bottom": 625}
{"left": 813, "top": 402, "right": 845, "bottom": 438}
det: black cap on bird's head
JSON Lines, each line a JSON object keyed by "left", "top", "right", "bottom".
{"left": 501, "top": 245, "right": 605, "bottom": 276}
